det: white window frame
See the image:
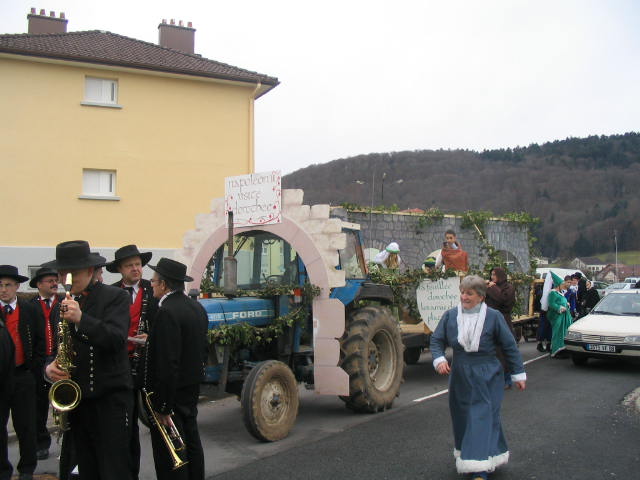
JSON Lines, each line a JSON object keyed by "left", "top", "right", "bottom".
{"left": 79, "top": 169, "right": 120, "bottom": 201}
{"left": 81, "top": 77, "right": 122, "bottom": 108}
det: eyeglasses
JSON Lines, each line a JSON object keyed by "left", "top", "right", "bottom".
{"left": 150, "top": 278, "right": 162, "bottom": 284}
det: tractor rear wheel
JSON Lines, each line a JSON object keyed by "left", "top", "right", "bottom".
{"left": 339, "top": 306, "right": 403, "bottom": 412}
{"left": 241, "top": 360, "right": 299, "bottom": 442}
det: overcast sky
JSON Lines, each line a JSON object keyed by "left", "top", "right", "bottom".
{"left": 3, "top": 0, "right": 639, "bottom": 174}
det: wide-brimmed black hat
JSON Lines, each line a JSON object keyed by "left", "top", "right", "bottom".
{"left": 29, "top": 267, "right": 59, "bottom": 288}
{"left": 0, "top": 265, "right": 29, "bottom": 283}
{"left": 106, "top": 244, "right": 153, "bottom": 273}
{"left": 148, "top": 258, "right": 193, "bottom": 282}
{"left": 41, "top": 241, "right": 107, "bottom": 271}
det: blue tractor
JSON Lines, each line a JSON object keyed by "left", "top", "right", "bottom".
{"left": 198, "top": 225, "right": 404, "bottom": 441}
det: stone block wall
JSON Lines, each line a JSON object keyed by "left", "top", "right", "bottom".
{"left": 332, "top": 209, "right": 530, "bottom": 273}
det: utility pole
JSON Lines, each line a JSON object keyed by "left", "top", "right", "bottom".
{"left": 614, "top": 229, "right": 618, "bottom": 281}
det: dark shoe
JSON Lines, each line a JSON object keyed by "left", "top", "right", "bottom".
{"left": 36, "top": 448, "right": 49, "bottom": 460}
{"left": 18, "top": 473, "right": 34, "bottom": 480}
{"left": 545, "top": 343, "right": 551, "bottom": 352}
{"left": 536, "top": 343, "right": 544, "bottom": 352}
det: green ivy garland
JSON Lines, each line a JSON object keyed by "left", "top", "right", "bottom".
{"left": 206, "top": 283, "right": 320, "bottom": 347}
{"left": 460, "top": 210, "right": 539, "bottom": 316}
{"left": 368, "top": 265, "right": 457, "bottom": 319}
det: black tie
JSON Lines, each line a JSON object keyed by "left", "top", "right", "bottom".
{"left": 124, "top": 287, "right": 134, "bottom": 304}
{"left": 3, "top": 305, "right": 12, "bottom": 315}
{"left": 44, "top": 298, "right": 51, "bottom": 308}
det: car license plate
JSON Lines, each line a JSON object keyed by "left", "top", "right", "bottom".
{"left": 586, "top": 344, "right": 617, "bottom": 353}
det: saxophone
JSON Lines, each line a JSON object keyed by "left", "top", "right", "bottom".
{"left": 48, "top": 273, "right": 82, "bottom": 433}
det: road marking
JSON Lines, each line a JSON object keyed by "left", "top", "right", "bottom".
{"left": 524, "top": 353, "right": 549, "bottom": 365}
{"left": 412, "top": 353, "right": 549, "bottom": 403}
{"left": 413, "top": 389, "right": 449, "bottom": 403}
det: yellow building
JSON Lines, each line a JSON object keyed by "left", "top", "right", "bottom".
{"left": 0, "top": 9, "right": 278, "bottom": 287}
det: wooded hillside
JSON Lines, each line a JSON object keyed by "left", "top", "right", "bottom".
{"left": 283, "top": 132, "right": 640, "bottom": 259}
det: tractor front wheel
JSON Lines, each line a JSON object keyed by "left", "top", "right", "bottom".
{"left": 241, "top": 360, "right": 299, "bottom": 442}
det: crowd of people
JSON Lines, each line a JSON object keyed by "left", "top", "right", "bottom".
{"left": 0, "top": 240, "right": 208, "bottom": 480}
{"left": 536, "top": 271, "right": 599, "bottom": 357}
{"left": 1, "top": 228, "right": 613, "bottom": 480}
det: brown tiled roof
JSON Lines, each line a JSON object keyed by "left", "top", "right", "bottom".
{"left": 0, "top": 30, "right": 279, "bottom": 89}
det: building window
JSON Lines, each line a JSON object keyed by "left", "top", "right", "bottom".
{"left": 79, "top": 169, "right": 120, "bottom": 200}
{"left": 82, "top": 77, "right": 121, "bottom": 108}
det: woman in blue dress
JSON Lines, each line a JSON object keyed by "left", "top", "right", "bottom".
{"left": 430, "top": 276, "right": 527, "bottom": 480}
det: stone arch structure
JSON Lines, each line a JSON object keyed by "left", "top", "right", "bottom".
{"left": 174, "top": 189, "right": 349, "bottom": 395}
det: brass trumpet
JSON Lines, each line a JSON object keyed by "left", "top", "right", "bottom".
{"left": 140, "top": 388, "right": 187, "bottom": 470}
{"left": 49, "top": 273, "right": 82, "bottom": 433}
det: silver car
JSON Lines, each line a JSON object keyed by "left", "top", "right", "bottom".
{"left": 565, "top": 290, "right": 640, "bottom": 365}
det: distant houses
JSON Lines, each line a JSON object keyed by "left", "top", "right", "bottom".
{"left": 571, "top": 257, "right": 608, "bottom": 275}
{"left": 596, "top": 264, "right": 640, "bottom": 283}
{"left": 564, "top": 257, "right": 640, "bottom": 282}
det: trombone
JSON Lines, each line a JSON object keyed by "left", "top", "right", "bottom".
{"left": 140, "top": 388, "right": 187, "bottom": 470}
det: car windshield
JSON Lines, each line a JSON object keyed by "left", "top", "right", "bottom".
{"left": 592, "top": 292, "right": 640, "bottom": 316}
{"left": 606, "top": 283, "right": 627, "bottom": 290}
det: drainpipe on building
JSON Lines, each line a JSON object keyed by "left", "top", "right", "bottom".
{"left": 249, "top": 82, "right": 262, "bottom": 173}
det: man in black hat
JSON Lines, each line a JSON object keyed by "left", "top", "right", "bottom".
{"left": 146, "top": 258, "right": 207, "bottom": 480}
{"left": 0, "top": 308, "right": 16, "bottom": 480}
{"left": 43, "top": 241, "right": 133, "bottom": 480}
{"left": 573, "top": 272, "right": 587, "bottom": 317}
{"left": 106, "top": 244, "right": 158, "bottom": 480}
{"left": 28, "top": 267, "right": 63, "bottom": 460}
{"left": 0, "top": 265, "right": 44, "bottom": 480}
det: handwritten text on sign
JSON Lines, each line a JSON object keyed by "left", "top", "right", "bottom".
{"left": 225, "top": 171, "right": 281, "bottom": 227}
{"left": 416, "top": 276, "right": 461, "bottom": 333}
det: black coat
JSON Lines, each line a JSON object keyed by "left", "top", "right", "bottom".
{"left": 110, "top": 278, "right": 159, "bottom": 335}
{"left": 146, "top": 291, "right": 208, "bottom": 414}
{"left": 0, "top": 313, "right": 15, "bottom": 399}
{"left": 30, "top": 293, "right": 64, "bottom": 359}
{"left": 14, "top": 298, "right": 45, "bottom": 376}
{"left": 51, "top": 282, "right": 132, "bottom": 399}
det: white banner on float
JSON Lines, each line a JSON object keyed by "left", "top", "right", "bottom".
{"left": 416, "top": 276, "right": 461, "bottom": 333}
{"left": 225, "top": 171, "right": 282, "bottom": 227}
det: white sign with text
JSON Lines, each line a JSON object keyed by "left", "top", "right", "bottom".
{"left": 225, "top": 171, "right": 282, "bottom": 227}
{"left": 417, "top": 276, "right": 461, "bottom": 332}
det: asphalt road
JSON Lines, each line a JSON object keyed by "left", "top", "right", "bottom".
{"left": 9, "top": 342, "right": 640, "bottom": 479}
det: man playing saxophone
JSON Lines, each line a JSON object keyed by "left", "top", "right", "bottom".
{"left": 44, "top": 241, "right": 133, "bottom": 480}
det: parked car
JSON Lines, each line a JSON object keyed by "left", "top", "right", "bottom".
{"left": 565, "top": 289, "right": 640, "bottom": 365}
{"left": 591, "top": 280, "right": 609, "bottom": 298}
{"left": 602, "top": 282, "right": 632, "bottom": 296}
{"left": 623, "top": 277, "right": 640, "bottom": 284}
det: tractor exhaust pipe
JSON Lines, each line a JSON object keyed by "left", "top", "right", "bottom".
{"left": 223, "top": 211, "right": 238, "bottom": 297}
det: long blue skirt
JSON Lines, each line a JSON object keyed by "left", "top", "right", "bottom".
{"left": 449, "top": 352, "right": 510, "bottom": 473}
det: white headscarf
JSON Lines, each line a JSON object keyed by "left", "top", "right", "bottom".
{"left": 540, "top": 272, "right": 554, "bottom": 311}
{"left": 456, "top": 302, "right": 487, "bottom": 352}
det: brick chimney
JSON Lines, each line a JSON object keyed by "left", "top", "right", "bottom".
{"left": 158, "top": 19, "right": 195, "bottom": 54}
{"left": 28, "top": 8, "right": 68, "bottom": 34}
